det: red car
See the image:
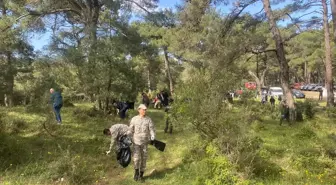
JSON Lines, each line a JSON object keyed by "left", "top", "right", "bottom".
{"left": 245, "top": 82, "right": 257, "bottom": 90}
{"left": 291, "top": 83, "right": 303, "bottom": 90}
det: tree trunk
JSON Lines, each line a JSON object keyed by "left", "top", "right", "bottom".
{"left": 5, "top": 52, "right": 14, "bottom": 107}
{"left": 304, "top": 60, "right": 308, "bottom": 83}
{"left": 105, "top": 81, "right": 111, "bottom": 113}
{"left": 98, "top": 99, "right": 102, "bottom": 110}
{"left": 163, "top": 48, "right": 174, "bottom": 96}
{"left": 248, "top": 71, "right": 262, "bottom": 96}
{"left": 263, "top": 0, "right": 295, "bottom": 120}
{"left": 147, "top": 68, "right": 151, "bottom": 94}
{"left": 328, "top": 0, "right": 336, "bottom": 106}
{"left": 105, "top": 60, "right": 113, "bottom": 113}
{"left": 1, "top": 3, "right": 14, "bottom": 107}
{"left": 248, "top": 68, "right": 267, "bottom": 97}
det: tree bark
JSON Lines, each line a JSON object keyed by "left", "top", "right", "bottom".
{"left": 304, "top": 60, "right": 308, "bottom": 84}
{"left": 4, "top": 54, "right": 14, "bottom": 107}
{"left": 248, "top": 67, "right": 268, "bottom": 97}
{"left": 263, "top": 0, "right": 296, "bottom": 119}
{"left": 163, "top": 47, "right": 174, "bottom": 96}
{"left": 328, "top": 0, "right": 336, "bottom": 106}
{"left": 147, "top": 68, "right": 151, "bottom": 94}
{"left": 1, "top": 3, "right": 14, "bottom": 107}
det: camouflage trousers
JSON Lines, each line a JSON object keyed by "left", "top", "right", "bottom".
{"left": 133, "top": 144, "right": 148, "bottom": 171}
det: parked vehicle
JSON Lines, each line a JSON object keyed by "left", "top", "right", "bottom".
{"left": 301, "top": 85, "right": 308, "bottom": 90}
{"left": 268, "top": 87, "right": 283, "bottom": 98}
{"left": 307, "top": 84, "right": 317, "bottom": 91}
{"left": 291, "top": 83, "right": 303, "bottom": 90}
{"left": 292, "top": 89, "right": 305, "bottom": 99}
{"left": 312, "top": 85, "right": 323, "bottom": 91}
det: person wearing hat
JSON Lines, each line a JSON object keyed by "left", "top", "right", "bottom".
{"left": 128, "top": 104, "right": 155, "bottom": 182}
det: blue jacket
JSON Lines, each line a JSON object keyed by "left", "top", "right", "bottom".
{"left": 51, "top": 92, "right": 63, "bottom": 107}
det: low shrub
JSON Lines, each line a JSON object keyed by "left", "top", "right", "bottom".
{"left": 72, "top": 107, "right": 104, "bottom": 119}
{"left": 0, "top": 117, "right": 28, "bottom": 134}
{"left": 62, "top": 98, "right": 75, "bottom": 107}
{"left": 48, "top": 148, "right": 95, "bottom": 185}
{"left": 296, "top": 100, "right": 318, "bottom": 119}
{"left": 326, "top": 106, "right": 336, "bottom": 118}
{"left": 294, "top": 126, "right": 317, "bottom": 140}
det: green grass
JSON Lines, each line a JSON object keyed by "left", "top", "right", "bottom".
{"left": 251, "top": 114, "right": 336, "bottom": 185}
{"left": 1, "top": 103, "right": 336, "bottom": 185}
{"left": 0, "top": 105, "right": 192, "bottom": 185}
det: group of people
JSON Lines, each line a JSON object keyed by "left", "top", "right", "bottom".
{"left": 49, "top": 88, "right": 166, "bottom": 182}
{"left": 104, "top": 104, "right": 155, "bottom": 182}
{"left": 141, "top": 90, "right": 170, "bottom": 109}
{"left": 261, "top": 94, "right": 282, "bottom": 106}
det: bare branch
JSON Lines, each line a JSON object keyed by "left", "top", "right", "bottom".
{"left": 124, "top": 0, "right": 153, "bottom": 15}
{"left": 250, "top": 48, "right": 277, "bottom": 54}
{"left": 286, "top": 13, "right": 302, "bottom": 32}
{"left": 248, "top": 70, "right": 258, "bottom": 79}
{"left": 1, "top": 8, "right": 81, "bottom": 32}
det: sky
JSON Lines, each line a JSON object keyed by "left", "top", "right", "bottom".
{"left": 30, "top": 0, "right": 182, "bottom": 51}
{"left": 29, "top": 0, "right": 320, "bottom": 51}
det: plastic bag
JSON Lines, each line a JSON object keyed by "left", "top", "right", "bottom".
{"left": 116, "top": 135, "right": 132, "bottom": 168}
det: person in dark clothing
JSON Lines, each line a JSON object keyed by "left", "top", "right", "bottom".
{"left": 318, "top": 88, "right": 323, "bottom": 101}
{"left": 159, "top": 91, "right": 169, "bottom": 107}
{"left": 113, "top": 101, "right": 129, "bottom": 119}
{"left": 278, "top": 95, "right": 282, "bottom": 102}
{"left": 280, "top": 100, "right": 290, "bottom": 125}
{"left": 261, "top": 95, "right": 266, "bottom": 104}
{"left": 50, "top": 88, "right": 63, "bottom": 124}
{"left": 141, "top": 92, "right": 150, "bottom": 108}
{"left": 270, "top": 96, "right": 275, "bottom": 106}
{"left": 226, "top": 92, "right": 233, "bottom": 104}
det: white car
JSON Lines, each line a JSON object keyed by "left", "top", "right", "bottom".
{"left": 268, "top": 87, "right": 283, "bottom": 98}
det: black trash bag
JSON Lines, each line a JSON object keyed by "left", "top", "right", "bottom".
{"left": 116, "top": 135, "right": 132, "bottom": 168}
{"left": 150, "top": 139, "right": 166, "bottom": 152}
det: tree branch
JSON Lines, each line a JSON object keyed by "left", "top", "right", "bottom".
{"left": 16, "top": 67, "right": 33, "bottom": 73}
{"left": 250, "top": 48, "right": 277, "bottom": 54}
{"left": 124, "top": 0, "right": 153, "bottom": 15}
{"left": 248, "top": 70, "right": 258, "bottom": 79}
{"left": 286, "top": 13, "right": 302, "bottom": 32}
{"left": 1, "top": 8, "right": 81, "bottom": 32}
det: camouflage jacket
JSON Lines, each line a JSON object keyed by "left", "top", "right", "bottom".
{"left": 108, "top": 124, "right": 130, "bottom": 152}
{"left": 129, "top": 115, "right": 155, "bottom": 145}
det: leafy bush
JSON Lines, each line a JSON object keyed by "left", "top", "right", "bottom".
{"left": 73, "top": 107, "right": 104, "bottom": 120}
{"left": 326, "top": 106, "right": 336, "bottom": 118}
{"left": 239, "top": 90, "right": 256, "bottom": 103}
{"left": 0, "top": 134, "right": 30, "bottom": 169}
{"left": 48, "top": 148, "right": 94, "bottom": 185}
{"left": 62, "top": 98, "right": 75, "bottom": 107}
{"left": 187, "top": 143, "right": 248, "bottom": 185}
{"left": 0, "top": 116, "right": 28, "bottom": 134}
{"left": 296, "top": 100, "right": 318, "bottom": 119}
{"left": 25, "top": 103, "right": 50, "bottom": 114}
{"left": 172, "top": 73, "right": 264, "bottom": 178}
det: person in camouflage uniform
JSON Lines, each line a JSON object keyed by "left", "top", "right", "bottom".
{"left": 129, "top": 104, "right": 155, "bottom": 182}
{"left": 103, "top": 124, "right": 130, "bottom": 155}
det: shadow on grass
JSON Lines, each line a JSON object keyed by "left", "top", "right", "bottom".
{"left": 144, "top": 164, "right": 182, "bottom": 180}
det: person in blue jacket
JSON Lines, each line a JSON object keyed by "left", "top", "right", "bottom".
{"left": 50, "top": 88, "right": 63, "bottom": 124}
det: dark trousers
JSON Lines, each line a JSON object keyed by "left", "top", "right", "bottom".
{"left": 119, "top": 110, "right": 127, "bottom": 119}
{"left": 53, "top": 105, "right": 62, "bottom": 123}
